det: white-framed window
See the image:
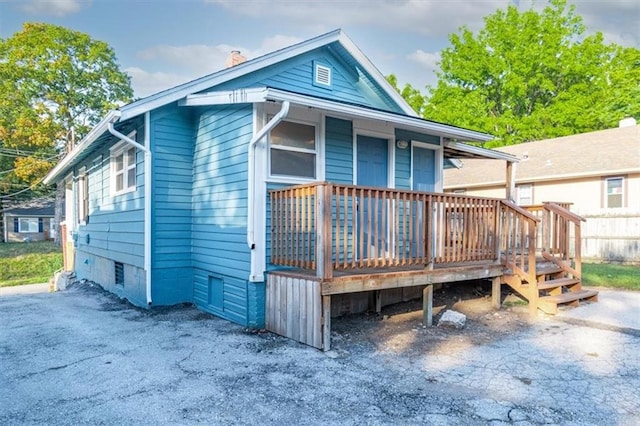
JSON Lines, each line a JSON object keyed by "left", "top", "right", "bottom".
{"left": 517, "top": 184, "right": 532, "bottom": 205}
{"left": 77, "top": 167, "right": 89, "bottom": 225}
{"left": 18, "top": 218, "right": 39, "bottom": 233}
{"left": 269, "top": 119, "right": 317, "bottom": 180}
{"left": 110, "top": 133, "right": 137, "bottom": 195}
{"left": 606, "top": 177, "right": 623, "bottom": 208}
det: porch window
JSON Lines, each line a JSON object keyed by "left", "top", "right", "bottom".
{"left": 110, "top": 134, "right": 137, "bottom": 195}
{"left": 18, "top": 218, "right": 40, "bottom": 233}
{"left": 269, "top": 120, "right": 316, "bottom": 180}
{"left": 606, "top": 177, "right": 623, "bottom": 208}
{"left": 517, "top": 184, "right": 532, "bottom": 206}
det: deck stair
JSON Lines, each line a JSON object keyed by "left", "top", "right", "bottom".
{"left": 504, "top": 256, "right": 598, "bottom": 315}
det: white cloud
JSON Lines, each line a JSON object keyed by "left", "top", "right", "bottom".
{"left": 125, "top": 67, "right": 193, "bottom": 99}
{"left": 408, "top": 50, "right": 441, "bottom": 74}
{"left": 206, "top": 0, "right": 506, "bottom": 37}
{"left": 21, "top": 0, "right": 86, "bottom": 17}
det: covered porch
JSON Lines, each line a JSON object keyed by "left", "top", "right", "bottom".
{"left": 266, "top": 182, "right": 590, "bottom": 350}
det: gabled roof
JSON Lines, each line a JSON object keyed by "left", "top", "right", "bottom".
{"left": 119, "top": 29, "right": 417, "bottom": 122}
{"left": 444, "top": 125, "right": 640, "bottom": 189}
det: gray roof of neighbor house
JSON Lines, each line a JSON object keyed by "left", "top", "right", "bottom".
{"left": 3, "top": 198, "right": 55, "bottom": 216}
{"left": 444, "top": 124, "right": 640, "bottom": 189}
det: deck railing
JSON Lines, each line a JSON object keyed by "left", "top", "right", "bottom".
{"left": 524, "top": 202, "right": 585, "bottom": 278}
{"left": 270, "top": 182, "right": 542, "bottom": 280}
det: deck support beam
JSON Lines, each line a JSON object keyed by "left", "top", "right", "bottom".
{"left": 375, "top": 290, "right": 382, "bottom": 313}
{"left": 423, "top": 285, "right": 433, "bottom": 327}
{"left": 491, "top": 276, "right": 501, "bottom": 309}
{"left": 322, "top": 295, "right": 331, "bottom": 351}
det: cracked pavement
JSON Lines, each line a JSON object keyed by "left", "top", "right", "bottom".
{"left": 1, "top": 283, "right": 638, "bottom": 425}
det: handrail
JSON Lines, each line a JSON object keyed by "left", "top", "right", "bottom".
{"left": 543, "top": 202, "right": 585, "bottom": 224}
{"left": 501, "top": 200, "right": 541, "bottom": 222}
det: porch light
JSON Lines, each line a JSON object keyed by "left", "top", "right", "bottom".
{"left": 396, "top": 139, "right": 409, "bottom": 149}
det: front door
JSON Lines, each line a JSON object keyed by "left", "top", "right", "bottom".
{"left": 356, "top": 135, "right": 389, "bottom": 258}
{"left": 412, "top": 146, "right": 437, "bottom": 258}
{"left": 412, "top": 146, "right": 436, "bottom": 192}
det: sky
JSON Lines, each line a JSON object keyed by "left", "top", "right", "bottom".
{"left": 1, "top": 0, "right": 639, "bottom": 99}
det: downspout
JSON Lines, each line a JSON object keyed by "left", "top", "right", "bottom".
{"left": 247, "top": 100, "right": 290, "bottom": 252}
{"left": 107, "top": 112, "right": 153, "bottom": 306}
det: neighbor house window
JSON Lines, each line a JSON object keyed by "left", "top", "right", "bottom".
{"left": 606, "top": 177, "right": 623, "bottom": 208}
{"left": 77, "top": 168, "right": 89, "bottom": 224}
{"left": 110, "top": 134, "right": 137, "bottom": 195}
{"left": 517, "top": 184, "right": 532, "bottom": 205}
{"left": 269, "top": 120, "right": 316, "bottom": 180}
{"left": 17, "top": 218, "right": 40, "bottom": 233}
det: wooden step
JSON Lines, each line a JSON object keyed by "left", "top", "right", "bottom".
{"left": 537, "top": 277, "right": 580, "bottom": 291}
{"left": 537, "top": 289, "right": 599, "bottom": 315}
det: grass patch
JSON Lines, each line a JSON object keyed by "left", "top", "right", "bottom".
{"left": 0, "top": 241, "right": 63, "bottom": 287}
{"left": 582, "top": 263, "right": 640, "bottom": 291}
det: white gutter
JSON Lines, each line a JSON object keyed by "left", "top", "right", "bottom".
{"left": 107, "top": 112, "right": 153, "bottom": 306}
{"left": 444, "top": 140, "right": 519, "bottom": 162}
{"left": 247, "top": 100, "right": 290, "bottom": 254}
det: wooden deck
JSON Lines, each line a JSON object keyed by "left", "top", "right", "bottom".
{"left": 266, "top": 183, "right": 593, "bottom": 350}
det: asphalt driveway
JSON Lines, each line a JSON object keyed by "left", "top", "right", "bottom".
{"left": 1, "top": 283, "right": 638, "bottom": 425}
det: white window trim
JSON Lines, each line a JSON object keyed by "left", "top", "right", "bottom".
{"left": 110, "top": 131, "right": 138, "bottom": 196}
{"left": 410, "top": 140, "right": 443, "bottom": 193}
{"left": 605, "top": 176, "right": 624, "bottom": 208}
{"left": 77, "top": 166, "right": 88, "bottom": 225}
{"left": 267, "top": 117, "right": 320, "bottom": 184}
{"left": 517, "top": 183, "right": 533, "bottom": 206}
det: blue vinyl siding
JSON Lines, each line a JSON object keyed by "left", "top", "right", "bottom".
{"left": 150, "top": 104, "right": 195, "bottom": 305}
{"left": 75, "top": 121, "right": 145, "bottom": 269}
{"left": 191, "top": 104, "right": 253, "bottom": 325}
{"left": 214, "top": 48, "right": 398, "bottom": 112}
{"left": 325, "top": 116, "right": 353, "bottom": 184}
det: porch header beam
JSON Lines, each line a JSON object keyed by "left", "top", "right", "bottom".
{"left": 181, "top": 87, "right": 496, "bottom": 143}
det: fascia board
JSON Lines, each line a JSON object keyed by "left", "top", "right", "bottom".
{"left": 119, "top": 30, "right": 344, "bottom": 122}
{"left": 43, "top": 110, "right": 121, "bottom": 184}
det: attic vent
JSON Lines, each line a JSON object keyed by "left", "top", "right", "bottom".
{"left": 314, "top": 62, "right": 332, "bottom": 88}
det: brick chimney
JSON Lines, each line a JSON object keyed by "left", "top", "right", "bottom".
{"left": 225, "top": 50, "right": 246, "bottom": 68}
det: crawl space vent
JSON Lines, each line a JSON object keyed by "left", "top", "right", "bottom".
{"left": 114, "top": 262, "right": 124, "bottom": 286}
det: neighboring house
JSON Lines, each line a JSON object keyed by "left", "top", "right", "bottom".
{"left": 2, "top": 199, "right": 55, "bottom": 243}
{"left": 44, "top": 30, "right": 588, "bottom": 350}
{"left": 445, "top": 121, "right": 640, "bottom": 263}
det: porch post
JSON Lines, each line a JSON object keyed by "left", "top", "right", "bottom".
{"left": 315, "top": 183, "right": 333, "bottom": 280}
{"left": 505, "top": 161, "right": 516, "bottom": 202}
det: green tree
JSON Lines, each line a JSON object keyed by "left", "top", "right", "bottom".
{"left": 422, "top": 0, "right": 640, "bottom": 146}
{"left": 0, "top": 22, "right": 133, "bottom": 191}
{"left": 386, "top": 74, "right": 427, "bottom": 116}
{"left": 0, "top": 22, "right": 133, "bottom": 242}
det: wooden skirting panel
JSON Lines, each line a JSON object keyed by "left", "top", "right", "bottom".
{"left": 266, "top": 274, "right": 324, "bottom": 350}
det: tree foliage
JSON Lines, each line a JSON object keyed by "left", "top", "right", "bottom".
{"left": 417, "top": 0, "right": 640, "bottom": 146}
{"left": 386, "top": 74, "right": 427, "bottom": 116}
{"left": 0, "top": 22, "right": 133, "bottom": 195}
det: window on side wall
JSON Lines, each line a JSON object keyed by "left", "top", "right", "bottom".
{"left": 77, "top": 168, "right": 89, "bottom": 225}
{"left": 269, "top": 120, "right": 316, "bottom": 180}
{"left": 517, "top": 184, "right": 532, "bottom": 206}
{"left": 606, "top": 177, "right": 623, "bottom": 208}
{"left": 110, "top": 133, "right": 137, "bottom": 195}
{"left": 17, "top": 218, "right": 40, "bottom": 233}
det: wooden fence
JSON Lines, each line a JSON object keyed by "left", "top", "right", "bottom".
{"left": 579, "top": 210, "right": 640, "bottom": 264}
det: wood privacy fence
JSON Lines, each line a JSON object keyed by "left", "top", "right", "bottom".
{"left": 269, "top": 182, "right": 548, "bottom": 280}
{"left": 578, "top": 210, "right": 640, "bottom": 264}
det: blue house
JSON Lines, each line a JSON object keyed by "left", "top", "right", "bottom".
{"left": 45, "top": 30, "right": 592, "bottom": 349}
